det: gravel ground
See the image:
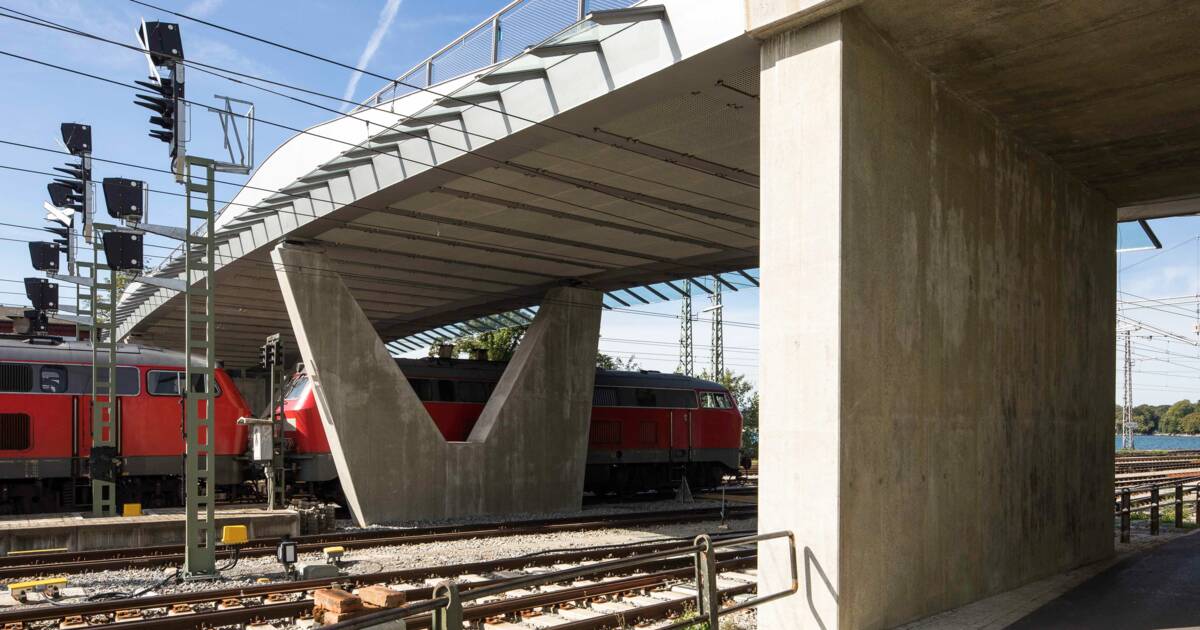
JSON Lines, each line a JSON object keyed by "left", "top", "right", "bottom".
{"left": 3, "top": 499, "right": 755, "bottom": 615}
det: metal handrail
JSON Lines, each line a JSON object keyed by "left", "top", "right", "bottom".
{"left": 354, "top": 0, "right": 639, "bottom": 111}
{"left": 1115, "top": 479, "right": 1200, "bottom": 542}
{"left": 325, "top": 530, "right": 798, "bottom": 629}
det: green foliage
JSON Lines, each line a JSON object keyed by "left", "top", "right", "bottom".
{"left": 1117, "top": 400, "right": 1200, "bottom": 435}
{"left": 432, "top": 326, "right": 527, "bottom": 361}
{"left": 596, "top": 353, "right": 640, "bottom": 370}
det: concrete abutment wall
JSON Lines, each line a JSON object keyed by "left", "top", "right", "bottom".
{"left": 756, "top": 9, "right": 1115, "bottom": 629}
{"left": 272, "top": 243, "right": 602, "bottom": 526}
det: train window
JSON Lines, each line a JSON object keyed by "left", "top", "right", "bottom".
{"left": 39, "top": 365, "right": 67, "bottom": 393}
{"left": 436, "top": 380, "right": 455, "bottom": 402}
{"left": 0, "top": 413, "right": 30, "bottom": 450}
{"left": 593, "top": 387, "right": 618, "bottom": 406}
{"left": 658, "top": 389, "right": 698, "bottom": 408}
{"left": 611, "top": 387, "right": 697, "bottom": 408}
{"left": 61, "top": 366, "right": 139, "bottom": 396}
{"left": 0, "top": 363, "right": 33, "bottom": 393}
{"left": 147, "top": 370, "right": 218, "bottom": 396}
{"left": 456, "top": 381, "right": 489, "bottom": 404}
{"left": 700, "top": 392, "right": 733, "bottom": 409}
{"left": 284, "top": 376, "right": 309, "bottom": 401}
{"left": 407, "top": 378, "right": 433, "bottom": 402}
{"left": 633, "top": 388, "right": 657, "bottom": 407}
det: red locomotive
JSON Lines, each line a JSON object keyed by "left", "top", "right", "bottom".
{"left": 282, "top": 357, "right": 744, "bottom": 496}
{"left": 0, "top": 336, "right": 252, "bottom": 514}
{"left": 0, "top": 338, "right": 743, "bottom": 514}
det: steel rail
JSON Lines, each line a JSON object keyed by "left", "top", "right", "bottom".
{"left": 0, "top": 545, "right": 755, "bottom": 628}
{"left": 0, "top": 506, "right": 755, "bottom": 578}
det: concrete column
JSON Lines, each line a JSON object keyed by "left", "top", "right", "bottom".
{"left": 272, "top": 242, "right": 602, "bottom": 525}
{"left": 756, "top": 9, "right": 1115, "bottom": 629}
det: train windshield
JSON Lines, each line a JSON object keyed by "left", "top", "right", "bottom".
{"left": 284, "top": 375, "right": 309, "bottom": 401}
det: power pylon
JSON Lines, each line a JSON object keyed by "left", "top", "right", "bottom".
{"left": 710, "top": 277, "right": 724, "bottom": 377}
{"left": 1121, "top": 329, "right": 1135, "bottom": 450}
{"left": 679, "top": 281, "right": 694, "bottom": 376}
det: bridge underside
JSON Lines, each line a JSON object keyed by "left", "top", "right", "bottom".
{"left": 122, "top": 9, "right": 761, "bottom": 366}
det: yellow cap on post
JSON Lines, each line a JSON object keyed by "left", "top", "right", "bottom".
{"left": 122, "top": 503, "right": 142, "bottom": 517}
{"left": 221, "top": 525, "right": 249, "bottom": 545}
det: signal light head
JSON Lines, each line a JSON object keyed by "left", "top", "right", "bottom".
{"left": 101, "top": 232, "right": 143, "bottom": 272}
{"left": 28, "top": 242, "right": 61, "bottom": 272}
{"left": 138, "top": 21, "right": 184, "bottom": 66}
{"left": 102, "top": 178, "right": 146, "bottom": 220}
{"left": 59, "top": 123, "right": 91, "bottom": 155}
{"left": 24, "top": 278, "right": 58, "bottom": 311}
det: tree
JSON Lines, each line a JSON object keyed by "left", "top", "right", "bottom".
{"left": 1182, "top": 411, "right": 1200, "bottom": 435}
{"left": 432, "top": 326, "right": 527, "bottom": 361}
{"left": 740, "top": 392, "right": 760, "bottom": 458}
{"left": 596, "top": 353, "right": 640, "bottom": 370}
{"left": 1161, "top": 400, "right": 1195, "bottom": 435}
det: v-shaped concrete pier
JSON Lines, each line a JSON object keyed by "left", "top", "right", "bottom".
{"left": 273, "top": 242, "right": 602, "bottom": 525}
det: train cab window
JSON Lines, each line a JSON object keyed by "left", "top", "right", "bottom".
{"left": 700, "top": 392, "right": 733, "bottom": 409}
{"left": 0, "top": 364, "right": 33, "bottom": 392}
{"left": 284, "top": 376, "right": 309, "bottom": 401}
{"left": 147, "top": 370, "right": 218, "bottom": 396}
{"left": 0, "top": 413, "right": 30, "bottom": 450}
{"left": 39, "top": 365, "right": 67, "bottom": 393}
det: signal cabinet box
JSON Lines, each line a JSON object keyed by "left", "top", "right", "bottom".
{"left": 250, "top": 424, "right": 273, "bottom": 462}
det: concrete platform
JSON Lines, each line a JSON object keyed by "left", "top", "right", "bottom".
{"left": 0, "top": 506, "right": 299, "bottom": 554}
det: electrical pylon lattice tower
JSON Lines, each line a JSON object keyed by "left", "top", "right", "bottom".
{"left": 710, "top": 276, "right": 724, "bottom": 377}
{"left": 679, "top": 281, "right": 694, "bottom": 376}
{"left": 1121, "top": 329, "right": 1135, "bottom": 450}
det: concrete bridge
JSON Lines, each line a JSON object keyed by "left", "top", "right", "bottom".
{"left": 114, "top": 0, "right": 1200, "bottom": 627}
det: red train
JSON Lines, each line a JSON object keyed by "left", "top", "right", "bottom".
{"left": 283, "top": 357, "right": 744, "bottom": 496}
{"left": 0, "top": 336, "right": 253, "bottom": 514}
{"left": 0, "top": 336, "right": 743, "bottom": 513}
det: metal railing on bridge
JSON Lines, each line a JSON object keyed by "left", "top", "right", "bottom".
{"left": 355, "top": 0, "right": 640, "bottom": 111}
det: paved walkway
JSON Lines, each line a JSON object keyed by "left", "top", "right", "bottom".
{"left": 899, "top": 522, "right": 1197, "bottom": 630}
{"left": 1009, "top": 530, "right": 1200, "bottom": 629}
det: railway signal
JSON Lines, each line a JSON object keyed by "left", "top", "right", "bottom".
{"left": 23, "top": 278, "right": 58, "bottom": 311}
{"left": 28, "top": 242, "right": 62, "bottom": 272}
{"left": 135, "top": 21, "right": 186, "bottom": 176}
{"left": 129, "top": 15, "right": 254, "bottom": 579}
{"left": 50, "top": 123, "right": 93, "bottom": 239}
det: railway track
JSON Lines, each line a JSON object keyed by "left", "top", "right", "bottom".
{"left": 0, "top": 534, "right": 760, "bottom": 629}
{"left": 0, "top": 506, "right": 756, "bottom": 581}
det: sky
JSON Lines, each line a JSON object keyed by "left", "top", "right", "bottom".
{"left": 0, "top": 0, "right": 760, "bottom": 386}
{"left": 5, "top": 1, "right": 1191, "bottom": 405}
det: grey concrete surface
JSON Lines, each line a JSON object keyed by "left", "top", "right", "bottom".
{"left": 272, "top": 243, "right": 602, "bottom": 526}
{"left": 757, "top": 9, "right": 1115, "bottom": 630}
{"left": 0, "top": 507, "right": 298, "bottom": 554}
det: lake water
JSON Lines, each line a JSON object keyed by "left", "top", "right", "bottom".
{"left": 1116, "top": 435, "right": 1200, "bottom": 451}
